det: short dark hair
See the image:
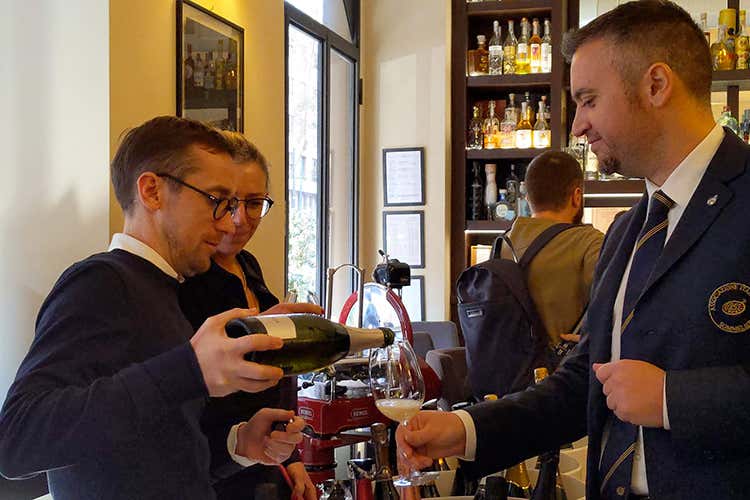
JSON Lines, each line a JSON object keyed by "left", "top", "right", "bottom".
{"left": 561, "top": 0, "right": 711, "bottom": 103}
{"left": 525, "top": 151, "right": 583, "bottom": 212}
{"left": 219, "top": 130, "right": 271, "bottom": 190}
{"left": 111, "top": 116, "right": 266, "bottom": 213}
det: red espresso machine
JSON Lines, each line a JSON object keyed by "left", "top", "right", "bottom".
{"left": 296, "top": 260, "right": 441, "bottom": 484}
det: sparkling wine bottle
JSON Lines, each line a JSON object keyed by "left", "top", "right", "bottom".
{"left": 225, "top": 314, "right": 395, "bottom": 375}
{"left": 372, "top": 423, "right": 400, "bottom": 500}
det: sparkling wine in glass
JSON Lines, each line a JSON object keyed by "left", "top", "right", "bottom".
{"left": 369, "top": 340, "right": 436, "bottom": 486}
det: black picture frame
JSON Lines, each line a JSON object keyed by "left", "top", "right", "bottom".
{"left": 401, "top": 275, "right": 425, "bottom": 322}
{"left": 177, "top": 0, "right": 244, "bottom": 132}
{"left": 382, "top": 210, "right": 425, "bottom": 269}
{"left": 382, "top": 147, "right": 425, "bottom": 206}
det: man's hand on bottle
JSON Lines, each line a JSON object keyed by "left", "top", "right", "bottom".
{"left": 190, "top": 308, "right": 284, "bottom": 397}
{"left": 262, "top": 303, "right": 324, "bottom": 316}
{"left": 236, "top": 409, "right": 305, "bottom": 465}
{"left": 395, "top": 410, "right": 467, "bottom": 472}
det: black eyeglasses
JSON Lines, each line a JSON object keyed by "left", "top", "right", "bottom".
{"left": 157, "top": 173, "right": 238, "bottom": 220}
{"left": 237, "top": 196, "right": 274, "bottom": 219}
{"left": 158, "top": 174, "right": 274, "bottom": 220}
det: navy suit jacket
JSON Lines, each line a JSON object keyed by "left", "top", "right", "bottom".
{"left": 465, "top": 130, "right": 750, "bottom": 500}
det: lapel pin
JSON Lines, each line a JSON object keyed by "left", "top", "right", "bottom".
{"left": 707, "top": 195, "right": 718, "bottom": 206}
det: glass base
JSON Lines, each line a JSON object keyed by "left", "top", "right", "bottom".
{"left": 392, "top": 470, "right": 440, "bottom": 487}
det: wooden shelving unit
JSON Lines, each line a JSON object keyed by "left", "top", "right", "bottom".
{"left": 450, "top": 0, "right": 569, "bottom": 325}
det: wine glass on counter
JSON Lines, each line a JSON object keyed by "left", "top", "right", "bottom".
{"left": 369, "top": 340, "right": 437, "bottom": 486}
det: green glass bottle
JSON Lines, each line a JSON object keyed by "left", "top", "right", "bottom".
{"left": 225, "top": 314, "right": 395, "bottom": 375}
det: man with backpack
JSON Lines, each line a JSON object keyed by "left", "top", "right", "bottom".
{"left": 457, "top": 151, "right": 603, "bottom": 398}
{"left": 503, "top": 150, "right": 603, "bottom": 349}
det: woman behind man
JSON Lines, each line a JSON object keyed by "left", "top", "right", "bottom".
{"left": 180, "top": 133, "right": 319, "bottom": 500}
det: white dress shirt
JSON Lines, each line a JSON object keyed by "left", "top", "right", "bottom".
{"left": 109, "top": 233, "right": 257, "bottom": 468}
{"left": 454, "top": 124, "right": 725, "bottom": 492}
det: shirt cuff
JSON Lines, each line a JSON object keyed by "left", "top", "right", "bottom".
{"left": 227, "top": 423, "right": 260, "bottom": 467}
{"left": 453, "top": 410, "right": 477, "bottom": 461}
{"left": 662, "top": 372, "right": 671, "bottom": 430}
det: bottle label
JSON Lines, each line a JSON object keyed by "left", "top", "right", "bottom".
{"left": 255, "top": 316, "right": 297, "bottom": 339}
{"left": 541, "top": 43, "right": 552, "bottom": 72}
{"left": 517, "top": 43, "right": 528, "bottom": 57}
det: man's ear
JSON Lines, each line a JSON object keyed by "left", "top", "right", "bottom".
{"left": 572, "top": 186, "right": 584, "bottom": 208}
{"left": 135, "top": 172, "right": 164, "bottom": 213}
{"left": 643, "top": 62, "right": 673, "bottom": 108}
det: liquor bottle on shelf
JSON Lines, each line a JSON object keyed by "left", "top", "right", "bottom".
{"left": 205, "top": 51, "right": 216, "bottom": 89}
{"left": 468, "top": 35, "right": 490, "bottom": 76}
{"left": 507, "top": 93, "right": 518, "bottom": 123}
{"left": 194, "top": 53, "right": 205, "bottom": 89}
{"left": 523, "top": 91, "right": 535, "bottom": 127}
{"left": 499, "top": 106, "right": 516, "bottom": 149}
{"left": 215, "top": 40, "right": 226, "bottom": 90}
{"left": 503, "top": 19, "right": 517, "bottom": 75}
{"left": 489, "top": 20, "right": 503, "bottom": 75}
{"left": 185, "top": 43, "right": 195, "bottom": 90}
{"left": 711, "top": 25, "right": 734, "bottom": 70}
{"left": 515, "top": 101, "right": 533, "bottom": 149}
{"left": 586, "top": 138, "right": 603, "bottom": 179}
{"left": 532, "top": 101, "right": 551, "bottom": 149}
{"left": 468, "top": 104, "right": 484, "bottom": 150}
{"left": 718, "top": 106, "right": 741, "bottom": 136}
{"left": 494, "top": 189, "right": 516, "bottom": 222}
{"left": 483, "top": 100, "right": 501, "bottom": 149}
{"left": 529, "top": 18, "right": 542, "bottom": 74}
{"left": 484, "top": 163, "right": 498, "bottom": 211}
{"left": 738, "top": 11, "right": 749, "bottom": 69}
{"left": 371, "top": 423, "right": 400, "bottom": 500}
{"left": 516, "top": 17, "right": 530, "bottom": 75}
{"left": 541, "top": 19, "right": 553, "bottom": 73}
{"left": 225, "top": 314, "right": 395, "bottom": 376}
{"left": 470, "top": 161, "right": 484, "bottom": 220}
{"left": 518, "top": 181, "right": 531, "bottom": 218}
{"left": 541, "top": 95, "right": 551, "bottom": 122}
{"left": 506, "top": 164, "right": 520, "bottom": 207}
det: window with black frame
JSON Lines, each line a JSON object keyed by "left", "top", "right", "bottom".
{"left": 285, "top": 0, "right": 360, "bottom": 314}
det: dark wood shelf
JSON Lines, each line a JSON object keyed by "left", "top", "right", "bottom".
{"left": 711, "top": 69, "right": 750, "bottom": 91}
{"left": 467, "top": 73, "right": 552, "bottom": 89}
{"left": 465, "top": 219, "right": 513, "bottom": 232}
{"left": 466, "top": 147, "right": 551, "bottom": 160}
{"left": 467, "top": 0, "right": 553, "bottom": 17}
{"left": 584, "top": 179, "right": 644, "bottom": 194}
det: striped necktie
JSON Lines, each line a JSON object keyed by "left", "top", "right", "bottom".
{"left": 598, "top": 189, "right": 675, "bottom": 499}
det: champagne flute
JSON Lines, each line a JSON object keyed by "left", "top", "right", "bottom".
{"left": 369, "top": 340, "right": 436, "bottom": 486}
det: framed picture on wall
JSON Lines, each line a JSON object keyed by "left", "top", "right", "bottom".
{"left": 177, "top": 0, "right": 244, "bottom": 132}
{"left": 383, "top": 147, "right": 425, "bottom": 206}
{"left": 400, "top": 275, "right": 425, "bottom": 322}
{"left": 383, "top": 210, "right": 425, "bottom": 269}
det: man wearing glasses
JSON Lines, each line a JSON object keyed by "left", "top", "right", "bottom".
{"left": 0, "top": 116, "right": 307, "bottom": 499}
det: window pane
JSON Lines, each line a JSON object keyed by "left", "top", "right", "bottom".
{"left": 286, "top": 0, "right": 353, "bottom": 42}
{"left": 328, "top": 50, "right": 356, "bottom": 320}
{"left": 287, "top": 25, "right": 322, "bottom": 299}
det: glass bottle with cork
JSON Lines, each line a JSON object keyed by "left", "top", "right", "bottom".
{"left": 483, "top": 100, "right": 501, "bottom": 149}
{"left": 515, "top": 17, "right": 530, "bottom": 75}
{"left": 503, "top": 20, "right": 517, "bottom": 75}
{"left": 468, "top": 35, "right": 489, "bottom": 76}
{"left": 468, "top": 104, "right": 484, "bottom": 150}
{"left": 489, "top": 20, "right": 503, "bottom": 75}
{"left": 541, "top": 19, "right": 552, "bottom": 73}
{"left": 515, "top": 101, "right": 533, "bottom": 149}
{"left": 529, "top": 18, "right": 542, "bottom": 74}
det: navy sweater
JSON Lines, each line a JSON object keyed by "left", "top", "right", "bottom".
{"left": 0, "top": 250, "right": 213, "bottom": 499}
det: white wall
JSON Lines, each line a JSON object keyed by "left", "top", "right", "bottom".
{"left": 361, "top": 0, "right": 451, "bottom": 320}
{"left": 0, "top": 1, "right": 110, "bottom": 400}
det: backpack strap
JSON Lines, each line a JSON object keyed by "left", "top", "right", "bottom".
{"left": 490, "top": 233, "right": 519, "bottom": 262}
{"left": 518, "top": 223, "right": 581, "bottom": 269}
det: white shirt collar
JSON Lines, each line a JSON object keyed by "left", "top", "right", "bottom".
{"left": 108, "top": 233, "right": 184, "bottom": 282}
{"left": 644, "top": 123, "right": 725, "bottom": 206}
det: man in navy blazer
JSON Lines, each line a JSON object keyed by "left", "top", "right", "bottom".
{"left": 397, "top": 2, "right": 750, "bottom": 499}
